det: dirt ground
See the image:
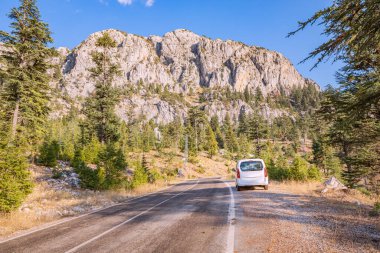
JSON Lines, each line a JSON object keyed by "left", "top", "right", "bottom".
{"left": 235, "top": 182, "right": 380, "bottom": 253}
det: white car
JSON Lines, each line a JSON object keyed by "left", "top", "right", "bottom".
{"left": 235, "top": 159, "right": 268, "bottom": 191}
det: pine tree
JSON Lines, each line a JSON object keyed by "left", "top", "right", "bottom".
{"left": 246, "top": 112, "right": 269, "bottom": 155}
{"left": 210, "top": 116, "right": 224, "bottom": 149}
{"left": 205, "top": 125, "right": 218, "bottom": 157}
{"left": 96, "top": 143, "right": 127, "bottom": 190}
{"left": 187, "top": 107, "right": 207, "bottom": 152}
{"left": 243, "top": 86, "right": 252, "bottom": 103}
{"left": 39, "top": 140, "right": 60, "bottom": 167}
{"left": 291, "top": 0, "right": 380, "bottom": 190}
{"left": 141, "top": 120, "right": 157, "bottom": 152}
{"left": 0, "top": 0, "right": 54, "bottom": 151}
{"left": 237, "top": 110, "right": 248, "bottom": 136}
{"left": 223, "top": 114, "right": 239, "bottom": 153}
{"left": 255, "top": 87, "right": 264, "bottom": 105}
{"left": 0, "top": 145, "right": 33, "bottom": 212}
{"left": 82, "top": 32, "right": 121, "bottom": 144}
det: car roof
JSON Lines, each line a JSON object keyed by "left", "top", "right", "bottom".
{"left": 238, "top": 159, "right": 264, "bottom": 163}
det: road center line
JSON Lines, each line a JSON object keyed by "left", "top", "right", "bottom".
{"left": 65, "top": 180, "right": 200, "bottom": 253}
{"left": 223, "top": 180, "right": 236, "bottom": 253}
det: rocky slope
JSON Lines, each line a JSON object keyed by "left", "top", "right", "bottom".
{"left": 59, "top": 29, "right": 315, "bottom": 98}
{"left": 2, "top": 29, "right": 319, "bottom": 124}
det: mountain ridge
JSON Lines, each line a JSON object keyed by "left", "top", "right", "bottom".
{"left": 54, "top": 28, "right": 318, "bottom": 100}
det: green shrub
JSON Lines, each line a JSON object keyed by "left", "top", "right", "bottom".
{"left": 75, "top": 163, "right": 99, "bottom": 190}
{"left": 72, "top": 148, "right": 96, "bottom": 189}
{"left": 162, "top": 167, "right": 178, "bottom": 179}
{"left": 82, "top": 137, "right": 102, "bottom": 164}
{"left": 267, "top": 156, "right": 291, "bottom": 181}
{"left": 39, "top": 140, "right": 60, "bottom": 167}
{"left": 148, "top": 168, "right": 161, "bottom": 183}
{"left": 357, "top": 187, "right": 372, "bottom": 196}
{"left": 96, "top": 144, "right": 127, "bottom": 190}
{"left": 0, "top": 146, "right": 33, "bottom": 212}
{"left": 289, "top": 156, "right": 309, "bottom": 181}
{"left": 267, "top": 164, "right": 291, "bottom": 181}
{"left": 195, "top": 166, "right": 206, "bottom": 174}
{"left": 369, "top": 202, "right": 380, "bottom": 217}
{"left": 188, "top": 156, "right": 199, "bottom": 164}
{"left": 131, "top": 164, "right": 149, "bottom": 188}
{"left": 308, "top": 164, "right": 322, "bottom": 181}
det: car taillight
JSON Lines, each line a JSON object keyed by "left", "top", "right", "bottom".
{"left": 236, "top": 169, "right": 240, "bottom": 179}
{"left": 264, "top": 167, "right": 268, "bottom": 177}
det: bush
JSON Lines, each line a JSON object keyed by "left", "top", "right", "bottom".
{"left": 267, "top": 157, "right": 291, "bottom": 181}
{"left": 195, "top": 166, "right": 206, "bottom": 174}
{"left": 308, "top": 164, "right": 322, "bottom": 181}
{"left": 72, "top": 148, "right": 97, "bottom": 189}
{"left": 96, "top": 144, "right": 127, "bottom": 190}
{"left": 289, "top": 156, "right": 309, "bottom": 181}
{"left": 82, "top": 137, "right": 102, "bottom": 164}
{"left": 131, "top": 164, "right": 149, "bottom": 188}
{"left": 0, "top": 146, "right": 33, "bottom": 212}
{"left": 39, "top": 140, "right": 60, "bottom": 167}
{"left": 148, "top": 168, "right": 161, "bottom": 184}
{"left": 369, "top": 202, "right": 380, "bottom": 217}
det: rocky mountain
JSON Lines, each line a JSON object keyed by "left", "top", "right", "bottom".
{"left": 58, "top": 29, "right": 315, "bottom": 98}
{"left": 3, "top": 29, "right": 320, "bottom": 124}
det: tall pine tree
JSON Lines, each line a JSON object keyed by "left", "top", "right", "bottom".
{"left": 0, "top": 0, "right": 54, "bottom": 150}
{"left": 82, "top": 32, "right": 121, "bottom": 144}
{"left": 205, "top": 125, "right": 218, "bottom": 157}
{"left": 0, "top": 0, "right": 51, "bottom": 211}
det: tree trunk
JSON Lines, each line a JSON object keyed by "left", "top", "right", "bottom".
{"left": 11, "top": 100, "right": 20, "bottom": 140}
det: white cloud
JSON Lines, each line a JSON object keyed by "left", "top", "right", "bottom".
{"left": 116, "top": 0, "right": 154, "bottom": 7}
{"left": 117, "top": 0, "right": 134, "bottom": 5}
{"left": 145, "top": 0, "right": 154, "bottom": 7}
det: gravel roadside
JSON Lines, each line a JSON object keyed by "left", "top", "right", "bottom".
{"left": 234, "top": 183, "right": 380, "bottom": 253}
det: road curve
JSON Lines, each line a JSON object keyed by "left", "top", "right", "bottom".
{"left": 0, "top": 179, "right": 235, "bottom": 253}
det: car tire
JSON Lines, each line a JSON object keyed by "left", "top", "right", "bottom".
{"left": 264, "top": 185, "right": 269, "bottom": 190}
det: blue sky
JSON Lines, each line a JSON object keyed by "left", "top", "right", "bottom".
{"left": 0, "top": 0, "right": 342, "bottom": 88}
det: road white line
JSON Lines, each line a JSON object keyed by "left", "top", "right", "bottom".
{"left": 223, "top": 180, "right": 236, "bottom": 253}
{"left": 0, "top": 180, "right": 196, "bottom": 244}
{"left": 65, "top": 180, "right": 199, "bottom": 253}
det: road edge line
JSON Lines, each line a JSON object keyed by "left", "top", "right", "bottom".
{"left": 222, "top": 180, "right": 236, "bottom": 253}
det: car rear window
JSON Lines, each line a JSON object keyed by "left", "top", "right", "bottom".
{"left": 239, "top": 161, "right": 263, "bottom": 171}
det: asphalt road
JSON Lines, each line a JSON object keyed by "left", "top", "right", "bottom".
{"left": 2, "top": 178, "right": 379, "bottom": 253}
{"left": 0, "top": 178, "right": 242, "bottom": 253}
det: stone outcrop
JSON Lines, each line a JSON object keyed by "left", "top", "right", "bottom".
{"left": 59, "top": 29, "right": 316, "bottom": 99}
{"left": 115, "top": 95, "right": 187, "bottom": 124}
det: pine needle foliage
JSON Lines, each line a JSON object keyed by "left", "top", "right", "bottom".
{"left": 0, "top": 0, "right": 54, "bottom": 150}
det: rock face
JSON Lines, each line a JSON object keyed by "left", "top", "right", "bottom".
{"left": 60, "top": 29, "right": 315, "bottom": 99}
{"left": 0, "top": 29, "right": 319, "bottom": 124}
{"left": 115, "top": 95, "right": 187, "bottom": 124}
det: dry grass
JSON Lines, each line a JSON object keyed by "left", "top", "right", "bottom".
{"left": 129, "top": 149, "right": 234, "bottom": 179}
{"left": 271, "top": 180, "right": 378, "bottom": 207}
{"left": 272, "top": 180, "right": 321, "bottom": 195}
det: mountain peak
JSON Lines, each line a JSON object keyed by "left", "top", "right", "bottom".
{"left": 60, "top": 28, "right": 316, "bottom": 99}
